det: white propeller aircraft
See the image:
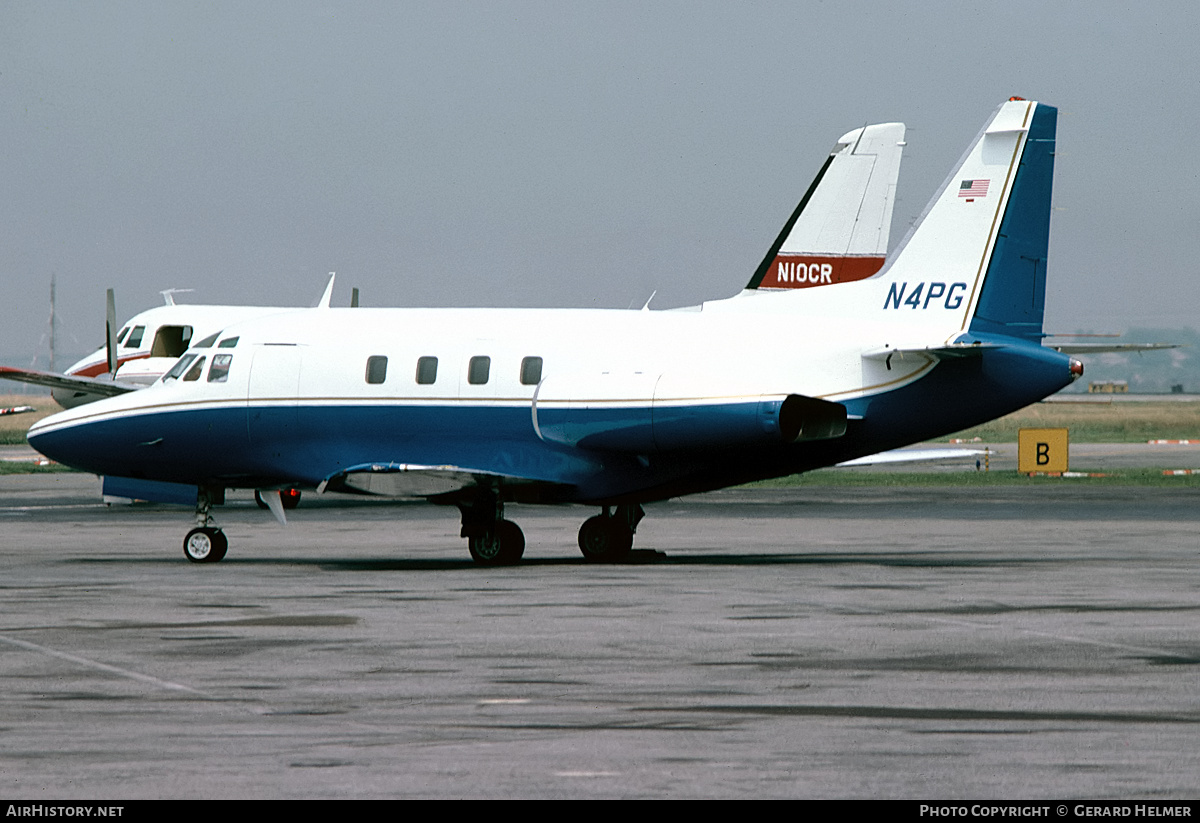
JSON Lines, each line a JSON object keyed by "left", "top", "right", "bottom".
{"left": 0, "top": 281, "right": 344, "bottom": 410}
{"left": 29, "top": 98, "right": 1081, "bottom": 566}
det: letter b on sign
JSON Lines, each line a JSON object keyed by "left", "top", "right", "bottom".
{"left": 1018, "top": 428, "right": 1069, "bottom": 473}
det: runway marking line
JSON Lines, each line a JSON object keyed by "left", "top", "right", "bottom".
{"left": 0, "top": 633, "right": 208, "bottom": 697}
{"left": 921, "top": 615, "right": 1184, "bottom": 660}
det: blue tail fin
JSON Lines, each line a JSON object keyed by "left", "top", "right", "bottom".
{"left": 967, "top": 103, "right": 1057, "bottom": 343}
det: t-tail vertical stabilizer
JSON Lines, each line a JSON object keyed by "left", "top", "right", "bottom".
{"left": 870, "top": 98, "right": 1056, "bottom": 347}
{"left": 747, "top": 122, "right": 905, "bottom": 290}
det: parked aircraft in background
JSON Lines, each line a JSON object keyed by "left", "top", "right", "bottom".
{"left": 746, "top": 122, "right": 904, "bottom": 290}
{"left": 29, "top": 99, "right": 1081, "bottom": 567}
{"left": 0, "top": 280, "right": 343, "bottom": 409}
{"left": 1, "top": 120, "right": 906, "bottom": 410}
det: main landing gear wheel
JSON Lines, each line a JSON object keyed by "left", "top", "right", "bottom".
{"left": 184, "top": 527, "right": 228, "bottom": 563}
{"left": 578, "top": 515, "right": 634, "bottom": 563}
{"left": 467, "top": 519, "right": 525, "bottom": 566}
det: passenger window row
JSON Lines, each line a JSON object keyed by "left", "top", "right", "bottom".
{"left": 364, "top": 355, "right": 543, "bottom": 387}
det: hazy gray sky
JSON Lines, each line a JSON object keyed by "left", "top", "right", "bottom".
{"left": 3, "top": 1, "right": 1198, "bottom": 365}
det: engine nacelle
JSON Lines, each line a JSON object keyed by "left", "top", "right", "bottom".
{"left": 532, "top": 372, "right": 846, "bottom": 453}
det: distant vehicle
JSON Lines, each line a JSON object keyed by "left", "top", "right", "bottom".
{"left": 30, "top": 99, "right": 1086, "bottom": 567}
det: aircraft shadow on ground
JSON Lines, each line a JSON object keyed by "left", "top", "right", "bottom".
{"left": 63, "top": 549, "right": 1075, "bottom": 572}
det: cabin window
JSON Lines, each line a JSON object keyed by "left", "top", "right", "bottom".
{"left": 365, "top": 355, "right": 388, "bottom": 385}
{"left": 468, "top": 356, "right": 490, "bottom": 385}
{"left": 416, "top": 356, "right": 438, "bottom": 385}
{"left": 116, "top": 327, "right": 129, "bottom": 344}
{"left": 124, "top": 326, "right": 145, "bottom": 348}
{"left": 218, "top": 337, "right": 239, "bottom": 349}
{"left": 163, "top": 354, "right": 197, "bottom": 382}
{"left": 193, "top": 332, "right": 220, "bottom": 349}
{"left": 520, "top": 356, "right": 543, "bottom": 385}
{"left": 183, "top": 356, "right": 206, "bottom": 382}
{"left": 208, "top": 354, "right": 233, "bottom": 383}
{"left": 150, "top": 325, "right": 193, "bottom": 358}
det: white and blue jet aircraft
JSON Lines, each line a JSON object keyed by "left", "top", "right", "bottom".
{"left": 28, "top": 98, "right": 1081, "bottom": 566}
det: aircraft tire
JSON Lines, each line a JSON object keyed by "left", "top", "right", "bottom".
{"left": 468, "top": 519, "right": 524, "bottom": 566}
{"left": 184, "top": 527, "right": 228, "bottom": 563}
{"left": 578, "top": 515, "right": 633, "bottom": 563}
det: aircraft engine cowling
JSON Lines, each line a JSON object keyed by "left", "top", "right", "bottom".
{"left": 532, "top": 373, "right": 846, "bottom": 453}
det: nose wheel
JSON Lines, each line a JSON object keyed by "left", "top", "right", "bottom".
{"left": 184, "top": 486, "right": 228, "bottom": 563}
{"left": 184, "top": 527, "right": 228, "bottom": 563}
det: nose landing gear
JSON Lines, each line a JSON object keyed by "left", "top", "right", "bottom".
{"left": 184, "top": 486, "right": 227, "bottom": 563}
{"left": 184, "top": 527, "right": 227, "bottom": 563}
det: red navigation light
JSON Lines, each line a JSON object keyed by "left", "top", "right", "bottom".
{"left": 1069, "top": 359, "right": 1084, "bottom": 379}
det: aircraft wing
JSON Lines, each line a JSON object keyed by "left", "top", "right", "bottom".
{"left": 319, "top": 462, "right": 570, "bottom": 499}
{"left": 837, "top": 447, "right": 985, "bottom": 467}
{"left": 0, "top": 366, "right": 142, "bottom": 397}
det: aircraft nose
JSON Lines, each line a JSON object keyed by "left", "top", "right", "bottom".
{"left": 26, "top": 412, "right": 110, "bottom": 475}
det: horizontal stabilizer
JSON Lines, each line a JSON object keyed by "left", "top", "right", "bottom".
{"left": 0, "top": 366, "right": 142, "bottom": 397}
{"left": 1047, "top": 343, "right": 1179, "bottom": 354}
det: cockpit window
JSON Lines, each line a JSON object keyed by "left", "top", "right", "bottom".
{"left": 208, "top": 354, "right": 233, "bottom": 383}
{"left": 116, "top": 327, "right": 129, "bottom": 344}
{"left": 217, "top": 337, "right": 239, "bottom": 349}
{"left": 182, "top": 356, "right": 206, "bottom": 382}
{"left": 124, "top": 326, "right": 145, "bottom": 348}
{"left": 193, "top": 332, "right": 220, "bottom": 349}
{"left": 163, "top": 354, "right": 197, "bottom": 382}
{"left": 150, "top": 325, "right": 193, "bottom": 358}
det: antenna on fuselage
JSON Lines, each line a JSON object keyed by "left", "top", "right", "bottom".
{"left": 49, "top": 274, "right": 56, "bottom": 372}
{"left": 351, "top": 287, "right": 360, "bottom": 308}
{"left": 160, "top": 288, "right": 195, "bottom": 306}
{"left": 315, "top": 272, "right": 336, "bottom": 308}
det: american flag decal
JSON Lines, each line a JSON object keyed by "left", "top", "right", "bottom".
{"left": 958, "top": 179, "right": 989, "bottom": 198}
